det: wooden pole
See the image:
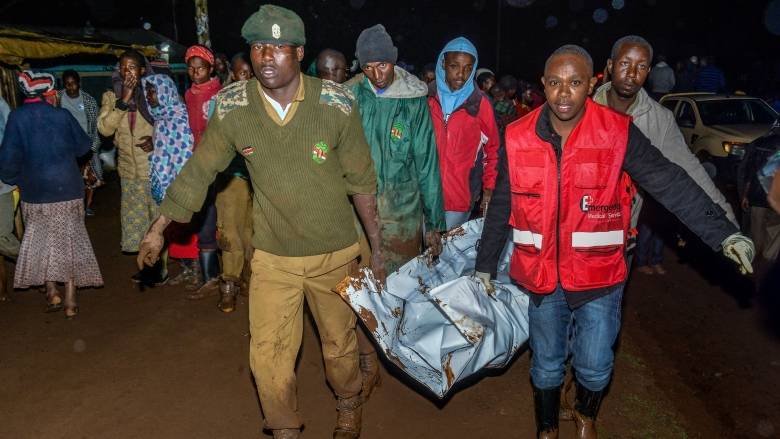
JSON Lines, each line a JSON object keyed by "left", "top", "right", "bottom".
{"left": 194, "top": 0, "right": 212, "bottom": 48}
{"left": 171, "top": 0, "right": 179, "bottom": 42}
{"left": 496, "top": 0, "right": 502, "bottom": 73}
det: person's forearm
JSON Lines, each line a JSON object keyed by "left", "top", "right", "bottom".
{"left": 353, "top": 194, "right": 382, "bottom": 252}
{"left": 147, "top": 214, "right": 172, "bottom": 236}
{"left": 624, "top": 125, "right": 737, "bottom": 249}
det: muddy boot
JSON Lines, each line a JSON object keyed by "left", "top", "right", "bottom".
{"left": 217, "top": 278, "right": 239, "bottom": 313}
{"left": 359, "top": 351, "right": 381, "bottom": 400}
{"left": 168, "top": 259, "right": 199, "bottom": 287}
{"left": 186, "top": 250, "right": 220, "bottom": 299}
{"left": 333, "top": 395, "right": 363, "bottom": 439}
{"left": 559, "top": 372, "right": 575, "bottom": 421}
{"left": 272, "top": 429, "right": 300, "bottom": 439}
{"left": 572, "top": 381, "right": 604, "bottom": 439}
{"left": 533, "top": 385, "right": 560, "bottom": 439}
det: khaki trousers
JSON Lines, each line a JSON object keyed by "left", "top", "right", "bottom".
{"left": 248, "top": 244, "right": 362, "bottom": 430}
{"left": 353, "top": 214, "right": 378, "bottom": 356}
{"left": 215, "top": 175, "right": 253, "bottom": 282}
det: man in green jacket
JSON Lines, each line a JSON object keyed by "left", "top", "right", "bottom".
{"left": 137, "top": 6, "right": 385, "bottom": 439}
{"left": 347, "top": 24, "right": 446, "bottom": 272}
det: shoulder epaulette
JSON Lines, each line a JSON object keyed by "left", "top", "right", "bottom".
{"left": 215, "top": 80, "right": 249, "bottom": 120}
{"left": 319, "top": 79, "right": 354, "bottom": 116}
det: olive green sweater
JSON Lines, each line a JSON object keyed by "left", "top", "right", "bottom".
{"left": 161, "top": 76, "right": 377, "bottom": 257}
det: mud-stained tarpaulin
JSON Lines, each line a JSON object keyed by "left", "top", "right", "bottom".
{"left": 0, "top": 28, "right": 158, "bottom": 65}
{"left": 337, "top": 219, "right": 530, "bottom": 398}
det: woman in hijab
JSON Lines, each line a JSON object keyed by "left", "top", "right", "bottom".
{"left": 142, "top": 74, "right": 194, "bottom": 204}
{"left": 97, "top": 50, "right": 166, "bottom": 284}
{"left": 0, "top": 71, "right": 103, "bottom": 318}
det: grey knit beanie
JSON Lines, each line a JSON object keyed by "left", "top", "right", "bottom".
{"left": 355, "top": 24, "right": 398, "bottom": 67}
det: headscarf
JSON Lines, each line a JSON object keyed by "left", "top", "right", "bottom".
{"left": 112, "top": 53, "right": 155, "bottom": 126}
{"left": 435, "top": 37, "right": 479, "bottom": 118}
{"left": 142, "top": 74, "right": 194, "bottom": 204}
{"left": 185, "top": 44, "right": 215, "bottom": 66}
{"left": 16, "top": 70, "right": 55, "bottom": 98}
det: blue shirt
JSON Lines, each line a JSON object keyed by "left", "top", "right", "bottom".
{"left": 0, "top": 101, "right": 91, "bottom": 203}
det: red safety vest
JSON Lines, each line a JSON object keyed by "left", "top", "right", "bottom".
{"left": 505, "top": 99, "right": 635, "bottom": 294}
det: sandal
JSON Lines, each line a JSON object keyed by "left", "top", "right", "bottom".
{"left": 65, "top": 306, "right": 79, "bottom": 320}
{"left": 45, "top": 294, "right": 63, "bottom": 313}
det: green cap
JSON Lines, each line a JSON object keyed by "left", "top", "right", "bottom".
{"left": 241, "top": 4, "right": 306, "bottom": 46}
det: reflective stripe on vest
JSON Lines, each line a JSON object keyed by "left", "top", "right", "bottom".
{"left": 571, "top": 230, "right": 624, "bottom": 248}
{"left": 513, "top": 229, "right": 543, "bottom": 249}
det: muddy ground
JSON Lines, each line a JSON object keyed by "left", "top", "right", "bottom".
{"left": 1, "top": 178, "right": 779, "bottom": 438}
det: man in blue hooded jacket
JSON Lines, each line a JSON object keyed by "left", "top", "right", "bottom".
{"left": 427, "top": 37, "right": 500, "bottom": 230}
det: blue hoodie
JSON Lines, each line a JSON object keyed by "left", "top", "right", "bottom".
{"left": 435, "top": 37, "right": 479, "bottom": 119}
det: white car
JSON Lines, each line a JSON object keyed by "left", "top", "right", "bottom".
{"left": 659, "top": 93, "right": 778, "bottom": 181}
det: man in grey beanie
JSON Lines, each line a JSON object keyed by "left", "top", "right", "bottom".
{"left": 346, "top": 23, "right": 446, "bottom": 402}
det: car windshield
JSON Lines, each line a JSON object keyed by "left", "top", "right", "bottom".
{"left": 698, "top": 99, "right": 778, "bottom": 125}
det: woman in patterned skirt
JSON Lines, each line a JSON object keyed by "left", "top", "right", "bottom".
{"left": 0, "top": 71, "right": 103, "bottom": 319}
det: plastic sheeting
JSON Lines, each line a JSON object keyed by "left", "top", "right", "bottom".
{"left": 337, "top": 218, "right": 530, "bottom": 398}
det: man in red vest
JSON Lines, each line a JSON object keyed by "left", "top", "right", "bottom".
{"left": 475, "top": 45, "right": 754, "bottom": 439}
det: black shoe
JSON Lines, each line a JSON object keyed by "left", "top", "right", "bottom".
{"left": 137, "top": 260, "right": 168, "bottom": 291}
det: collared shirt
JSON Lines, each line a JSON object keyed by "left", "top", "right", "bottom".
{"left": 257, "top": 74, "right": 305, "bottom": 126}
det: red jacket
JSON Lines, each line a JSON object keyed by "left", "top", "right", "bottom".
{"left": 428, "top": 87, "right": 500, "bottom": 212}
{"left": 506, "top": 100, "right": 635, "bottom": 293}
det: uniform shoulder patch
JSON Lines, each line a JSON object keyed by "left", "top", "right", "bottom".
{"left": 215, "top": 80, "right": 249, "bottom": 120}
{"left": 319, "top": 79, "right": 354, "bottom": 116}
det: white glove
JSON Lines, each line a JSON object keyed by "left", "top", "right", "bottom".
{"left": 475, "top": 271, "right": 496, "bottom": 296}
{"left": 721, "top": 233, "right": 755, "bottom": 275}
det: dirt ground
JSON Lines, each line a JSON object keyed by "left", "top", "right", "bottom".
{"left": 1, "top": 178, "right": 779, "bottom": 439}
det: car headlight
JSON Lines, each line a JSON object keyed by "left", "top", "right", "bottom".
{"left": 722, "top": 141, "right": 746, "bottom": 156}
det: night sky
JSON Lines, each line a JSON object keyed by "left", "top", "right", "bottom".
{"left": 3, "top": 0, "right": 780, "bottom": 92}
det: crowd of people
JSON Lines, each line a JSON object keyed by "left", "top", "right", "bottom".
{"left": 1, "top": 3, "right": 778, "bottom": 439}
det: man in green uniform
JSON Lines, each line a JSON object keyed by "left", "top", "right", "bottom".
{"left": 137, "top": 5, "right": 384, "bottom": 439}
{"left": 347, "top": 24, "right": 446, "bottom": 271}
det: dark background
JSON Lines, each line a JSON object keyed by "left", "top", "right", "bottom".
{"left": 3, "top": 0, "right": 780, "bottom": 95}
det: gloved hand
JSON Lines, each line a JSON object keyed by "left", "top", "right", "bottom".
{"left": 721, "top": 232, "right": 755, "bottom": 275}
{"left": 475, "top": 271, "right": 495, "bottom": 296}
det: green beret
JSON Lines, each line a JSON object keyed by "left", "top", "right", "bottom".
{"left": 241, "top": 4, "right": 306, "bottom": 46}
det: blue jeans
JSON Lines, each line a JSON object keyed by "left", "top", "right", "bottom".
{"left": 636, "top": 222, "right": 664, "bottom": 266}
{"left": 445, "top": 210, "right": 471, "bottom": 230}
{"left": 528, "top": 284, "right": 624, "bottom": 391}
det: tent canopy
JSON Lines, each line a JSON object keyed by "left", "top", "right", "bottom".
{"left": 0, "top": 26, "right": 159, "bottom": 65}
